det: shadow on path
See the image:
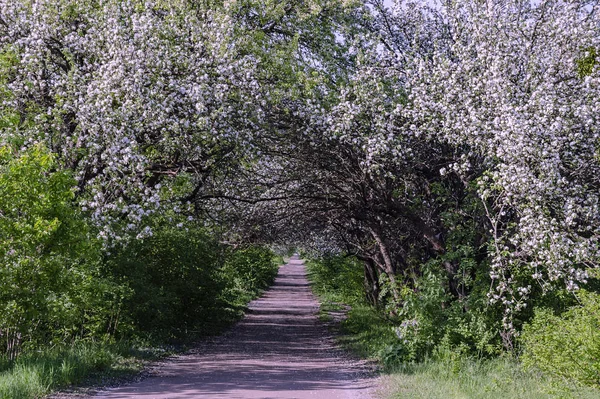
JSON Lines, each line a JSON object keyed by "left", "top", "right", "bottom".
{"left": 94, "top": 256, "right": 375, "bottom": 399}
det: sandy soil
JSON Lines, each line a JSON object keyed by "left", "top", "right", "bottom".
{"left": 71, "top": 255, "right": 377, "bottom": 399}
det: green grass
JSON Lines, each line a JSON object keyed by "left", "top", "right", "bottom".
{"left": 383, "top": 357, "right": 600, "bottom": 399}
{"left": 0, "top": 341, "right": 165, "bottom": 399}
{"left": 305, "top": 256, "right": 400, "bottom": 366}
{"left": 336, "top": 304, "right": 399, "bottom": 363}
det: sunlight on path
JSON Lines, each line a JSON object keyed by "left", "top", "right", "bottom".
{"left": 94, "top": 256, "right": 376, "bottom": 399}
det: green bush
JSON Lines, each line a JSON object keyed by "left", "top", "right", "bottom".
{"left": 0, "top": 146, "right": 281, "bottom": 394}
{"left": 220, "top": 246, "right": 279, "bottom": 307}
{"left": 306, "top": 254, "right": 502, "bottom": 367}
{"left": 394, "top": 259, "right": 502, "bottom": 362}
{"left": 521, "top": 290, "right": 600, "bottom": 388}
{"left": 306, "top": 255, "right": 364, "bottom": 304}
{"left": 107, "top": 218, "right": 279, "bottom": 341}
{"left": 0, "top": 145, "right": 126, "bottom": 358}
{"left": 106, "top": 219, "right": 228, "bottom": 339}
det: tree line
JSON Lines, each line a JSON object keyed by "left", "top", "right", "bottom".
{"left": 1, "top": 0, "right": 599, "bottom": 376}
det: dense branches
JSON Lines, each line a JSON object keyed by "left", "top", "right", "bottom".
{"left": 1, "top": 0, "right": 600, "bottom": 356}
{"left": 212, "top": 0, "right": 600, "bottom": 348}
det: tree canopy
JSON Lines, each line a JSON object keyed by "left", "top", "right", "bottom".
{"left": 1, "top": 0, "right": 599, "bottom": 353}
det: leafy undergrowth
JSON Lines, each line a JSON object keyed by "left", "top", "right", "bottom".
{"left": 305, "top": 255, "right": 600, "bottom": 399}
{"left": 0, "top": 251, "right": 282, "bottom": 399}
{"left": 336, "top": 304, "right": 399, "bottom": 365}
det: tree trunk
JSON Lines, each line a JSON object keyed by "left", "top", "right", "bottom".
{"left": 362, "top": 257, "right": 380, "bottom": 306}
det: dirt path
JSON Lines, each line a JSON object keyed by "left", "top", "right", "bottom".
{"left": 93, "top": 256, "right": 376, "bottom": 399}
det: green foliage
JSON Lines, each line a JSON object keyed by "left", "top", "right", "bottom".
{"left": 220, "top": 246, "right": 279, "bottom": 306}
{"left": 306, "top": 255, "right": 364, "bottom": 304}
{"left": 521, "top": 290, "right": 600, "bottom": 388}
{"left": 340, "top": 304, "right": 400, "bottom": 369}
{"left": 306, "top": 256, "right": 600, "bottom": 398}
{"left": 306, "top": 254, "right": 497, "bottom": 368}
{"left": 0, "top": 145, "right": 125, "bottom": 358}
{"left": 375, "top": 179, "right": 503, "bottom": 362}
{"left": 228, "top": 0, "right": 360, "bottom": 104}
{"left": 394, "top": 259, "right": 502, "bottom": 362}
{"left": 576, "top": 47, "right": 597, "bottom": 78}
{"left": 106, "top": 220, "right": 225, "bottom": 339}
{"left": 307, "top": 255, "right": 493, "bottom": 368}
{"left": 305, "top": 244, "right": 501, "bottom": 367}
{"left": 106, "top": 217, "right": 279, "bottom": 341}
{"left": 306, "top": 255, "right": 401, "bottom": 369}
{"left": 0, "top": 145, "right": 279, "bottom": 394}
{"left": 0, "top": 174, "right": 279, "bottom": 395}
{"left": 0, "top": 46, "right": 20, "bottom": 136}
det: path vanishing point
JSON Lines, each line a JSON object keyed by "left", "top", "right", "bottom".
{"left": 93, "top": 255, "right": 376, "bottom": 399}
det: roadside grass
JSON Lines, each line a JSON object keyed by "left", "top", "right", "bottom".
{"left": 383, "top": 357, "right": 600, "bottom": 399}
{"left": 305, "top": 255, "right": 600, "bottom": 399}
{"left": 305, "top": 256, "right": 399, "bottom": 364}
{"left": 0, "top": 341, "right": 165, "bottom": 399}
{"left": 337, "top": 304, "right": 600, "bottom": 399}
{"left": 336, "top": 304, "right": 398, "bottom": 363}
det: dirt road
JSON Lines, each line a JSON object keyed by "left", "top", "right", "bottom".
{"left": 93, "top": 256, "right": 376, "bottom": 399}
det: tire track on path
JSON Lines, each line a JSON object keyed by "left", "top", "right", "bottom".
{"left": 94, "top": 255, "right": 377, "bottom": 399}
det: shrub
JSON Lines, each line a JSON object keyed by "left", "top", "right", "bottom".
{"left": 106, "top": 217, "right": 279, "bottom": 341}
{"left": 105, "top": 219, "right": 228, "bottom": 339}
{"left": 521, "top": 290, "right": 600, "bottom": 388}
{"left": 394, "top": 258, "right": 502, "bottom": 362}
{"left": 305, "top": 255, "right": 364, "bottom": 304}
{"left": 0, "top": 145, "right": 126, "bottom": 358}
{"left": 220, "top": 246, "right": 279, "bottom": 306}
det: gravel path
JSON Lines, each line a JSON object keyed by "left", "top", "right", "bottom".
{"left": 92, "top": 255, "right": 376, "bottom": 399}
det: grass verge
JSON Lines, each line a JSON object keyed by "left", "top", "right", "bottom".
{"left": 305, "top": 256, "right": 399, "bottom": 366}
{"left": 383, "top": 356, "right": 600, "bottom": 399}
{"left": 305, "top": 255, "right": 600, "bottom": 399}
{"left": 0, "top": 341, "right": 166, "bottom": 399}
